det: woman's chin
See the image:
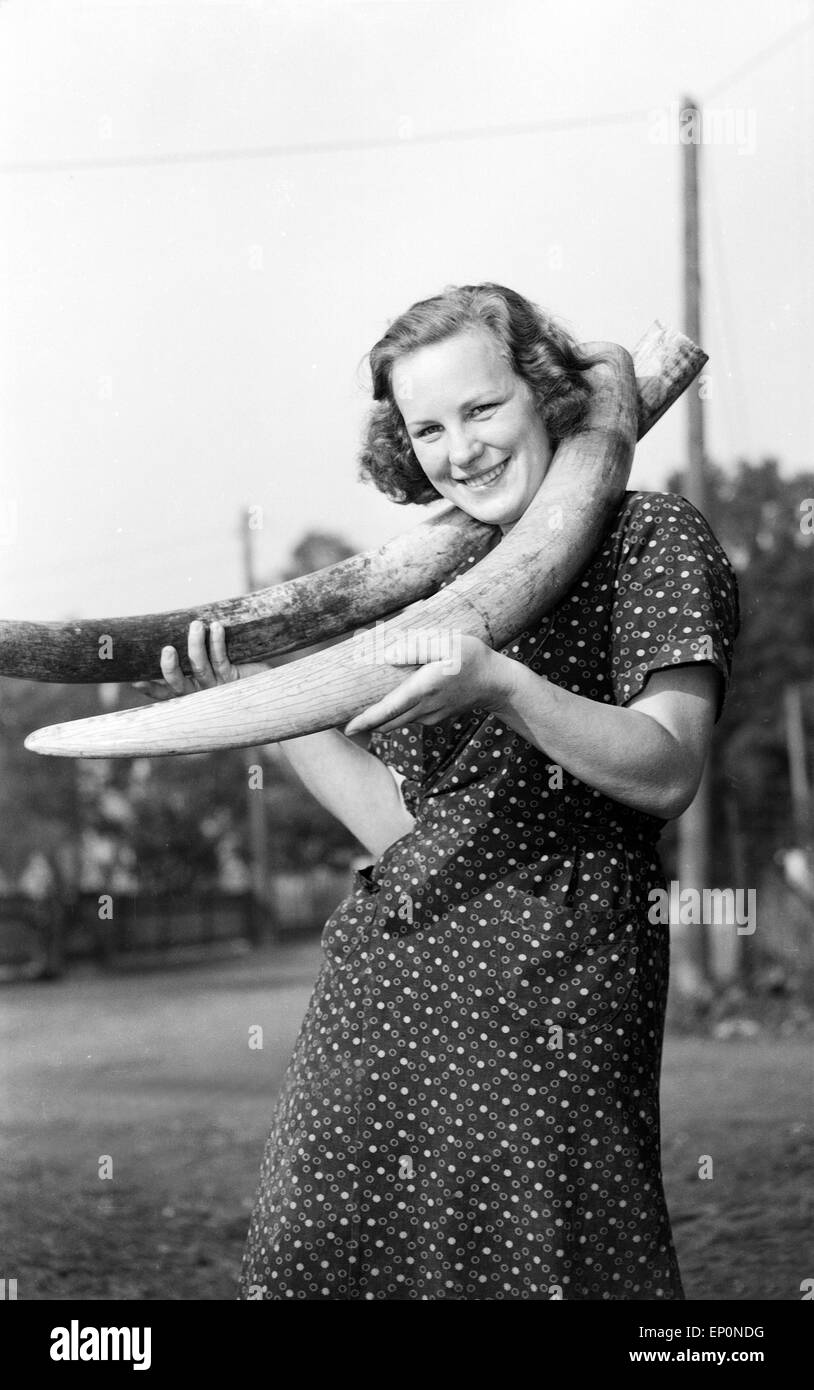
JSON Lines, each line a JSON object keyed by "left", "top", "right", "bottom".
{"left": 459, "top": 488, "right": 525, "bottom": 528}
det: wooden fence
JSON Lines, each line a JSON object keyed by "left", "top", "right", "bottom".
{"left": 0, "top": 865, "right": 355, "bottom": 979}
{"left": 7, "top": 862, "right": 807, "bottom": 986}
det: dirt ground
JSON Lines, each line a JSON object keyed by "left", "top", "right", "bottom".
{"left": 1, "top": 939, "right": 811, "bottom": 1301}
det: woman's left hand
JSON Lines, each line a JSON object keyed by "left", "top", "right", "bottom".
{"left": 343, "top": 630, "right": 515, "bottom": 736}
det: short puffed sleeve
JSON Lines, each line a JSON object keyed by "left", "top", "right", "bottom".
{"left": 367, "top": 727, "right": 423, "bottom": 815}
{"left": 610, "top": 492, "right": 740, "bottom": 723}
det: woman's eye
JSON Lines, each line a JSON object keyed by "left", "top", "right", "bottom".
{"left": 413, "top": 404, "right": 498, "bottom": 438}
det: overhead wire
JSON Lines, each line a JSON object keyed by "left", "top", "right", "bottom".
{"left": 0, "top": 15, "right": 810, "bottom": 175}
{"left": 702, "top": 11, "right": 814, "bottom": 99}
{"left": 0, "top": 9, "right": 808, "bottom": 548}
{"left": 0, "top": 106, "right": 652, "bottom": 175}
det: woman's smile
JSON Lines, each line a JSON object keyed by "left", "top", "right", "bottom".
{"left": 456, "top": 455, "right": 510, "bottom": 490}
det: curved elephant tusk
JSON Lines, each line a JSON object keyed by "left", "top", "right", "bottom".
{"left": 4, "top": 321, "right": 698, "bottom": 686}
{"left": 25, "top": 322, "right": 706, "bottom": 758}
{"left": 0, "top": 505, "right": 494, "bottom": 683}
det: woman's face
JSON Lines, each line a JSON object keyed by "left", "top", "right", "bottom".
{"left": 393, "top": 328, "right": 553, "bottom": 533}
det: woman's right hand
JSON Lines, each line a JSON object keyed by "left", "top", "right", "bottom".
{"left": 132, "top": 619, "right": 246, "bottom": 701}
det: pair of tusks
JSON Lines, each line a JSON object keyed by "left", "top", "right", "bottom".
{"left": 19, "top": 320, "right": 705, "bottom": 758}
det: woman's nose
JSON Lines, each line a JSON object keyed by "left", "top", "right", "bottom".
{"left": 446, "top": 426, "right": 482, "bottom": 471}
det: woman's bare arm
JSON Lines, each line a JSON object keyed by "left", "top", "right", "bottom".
{"left": 491, "top": 660, "right": 720, "bottom": 820}
{"left": 133, "top": 626, "right": 415, "bottom": 858}
{"left": 342, "top": 632, "right": 720, "bottom": 823}
{"left": 272, "top": 726, "right": 415, "bottom": 858}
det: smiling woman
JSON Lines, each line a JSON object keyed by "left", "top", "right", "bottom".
{"left": 358, "top": 284, "right": 603, "bottom": 522}
{"left": 228, "top": 286, "right": 742, "bottom": 1302}
{"left": 135, "top": 283, "right": 740, "bottom": 1301}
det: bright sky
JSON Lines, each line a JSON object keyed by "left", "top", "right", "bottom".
{"left": 0, "top": 0, "right": 811, "bottom": 622}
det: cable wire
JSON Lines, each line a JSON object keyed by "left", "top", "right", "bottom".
{"left": 0, "top": 106, "right": 651, "bottom": 175}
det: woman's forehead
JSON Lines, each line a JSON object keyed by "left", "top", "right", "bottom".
{"left": 392, "top": 328, "right": 513, "bottom": 412}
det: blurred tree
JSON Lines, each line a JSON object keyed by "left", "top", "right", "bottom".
{"left": 256, "top": 528, "right": 366, "bottom": 870}
{"left": 0, "top": 678, "right": 97, "bottom": 898}
{"left": 0, "top": 529, "right": 366, "bottom": 898}
{"left": 662, "top": 458, "right": 814, "bottom": 884}
{"left": 82, "top": 748, "right": 251, "bottom": 893}
{"left": 280, "top": 531, "right": 357, "bottom": 582}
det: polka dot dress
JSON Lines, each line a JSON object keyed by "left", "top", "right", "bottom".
{"left": 238, "top": 491, "right": 740, "bottom": 1301}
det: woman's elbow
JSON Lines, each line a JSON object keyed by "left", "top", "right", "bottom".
{"left": 658, "top": 769, "right": 704, "bottom": 821}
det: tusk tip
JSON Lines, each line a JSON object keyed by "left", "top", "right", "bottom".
{"left": 25, "top": 725, "right": 69, "bottom": 756}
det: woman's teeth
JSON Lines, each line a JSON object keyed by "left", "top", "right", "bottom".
{"left": 463, "top": 457, "right": 509, "bottom": 490}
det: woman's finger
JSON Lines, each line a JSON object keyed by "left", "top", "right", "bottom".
{"left": 344, "top": 674, "right": 439, "bottom": 735}
{"left": 373, "top": 702, "right": 446, "bottom": 734}
{"left": 160, "top": 645, "right": 193, "bottom": 696}
{"left": 383, "top": 630, "right": 460, "bottom": 668}
{"left": 343, "top": 676, "right": 426, "bottom": 735}
{"left": 209, "top": 620, "right": 239, "bottom": 684}
{"left": 187, "top": 620, "right": 217, "bottom": 689}
{"left": 344, "top": 702, "right": 390, "bottom": 736}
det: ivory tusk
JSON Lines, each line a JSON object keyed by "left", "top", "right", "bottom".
{"left": 4, "top": 320, "right": 697, "bottom": 686}
{"left": 0, "top": 505, "right": 494, "bottom": 683}
{"left": 25, "top": 322, "right": 706, "bottom": 758}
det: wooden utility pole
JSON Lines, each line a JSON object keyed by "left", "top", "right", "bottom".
{"left": 682, "top": 95, "right": 707, "bottom": 519}
{"left": 674, "top": 95, "right": 713, "bottom": 999}
{"left": 240, "top": 508, "right": 271, "bottom": 936}
{"left": 785, "top": 682, "right": 812, "bottom": 851}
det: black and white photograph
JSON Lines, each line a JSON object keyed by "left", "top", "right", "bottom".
{"left": 0, "top": 0, "right": 811, "bottom": 1353}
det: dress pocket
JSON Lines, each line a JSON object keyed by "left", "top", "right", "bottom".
{"left": 320, "top": 868, "right": 380, "bottom": 966}
{"left": 498, "top": 885, "right": 640, "bottom": 1036}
